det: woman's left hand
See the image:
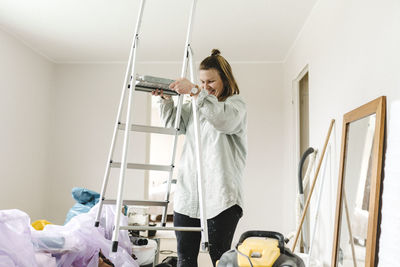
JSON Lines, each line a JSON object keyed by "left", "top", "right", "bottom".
{"left": 169, "top": 78, "right": 194, "bottom": 95}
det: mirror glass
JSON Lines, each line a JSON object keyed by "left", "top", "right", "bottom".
{"left": 336, "top": 114, "right": 376, "bottom": 266}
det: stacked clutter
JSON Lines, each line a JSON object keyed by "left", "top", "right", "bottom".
{"left": 0, "top": 187, "right": 176, "bottom": 266}
{"left": 0, "top": 204, "right": 139, "bottom": 267}
{"left": 130, "top": 236, "right": 158, "bottom": 267}
{"left": 127, "top": 206, "right": 158, "bottom": 267}
{"left": 0, "top": 209, "right": 39, "bottom": 266}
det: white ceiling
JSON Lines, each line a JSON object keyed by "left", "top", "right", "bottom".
{"left": 0, "top": 0, "right": 318, "bottom": 63}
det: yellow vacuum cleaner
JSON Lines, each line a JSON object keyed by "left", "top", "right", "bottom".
{"left": 217, "top": 231, "right": 304, "bottom": 267}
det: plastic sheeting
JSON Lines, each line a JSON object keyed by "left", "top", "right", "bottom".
{"left": 88, "top": 204, "right": 132, "bottom": 253}
{"left": 32, "top": 204, "right": 138, "bottom": 267}
{"left": 0, "top": 204, "right": 139, "bottom": 267}
{"left": 65, "top": 187, "right": 101, "bottom": 224}
{"left": 0, "top": 209, "right": 38, "bottom": 267}
{"left": 71, "top": 188, "right": 100, "bottom": 206}
{"left": 35, "top": 253, "right": 57, "bottom": 267}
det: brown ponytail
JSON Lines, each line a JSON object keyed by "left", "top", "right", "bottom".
{"left": 200, "top": 49, "right": 239, "bottom": 101}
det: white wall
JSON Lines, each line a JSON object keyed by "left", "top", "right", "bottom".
{"left": 232, "top": 63, "right": 287, "bottom": 236}
{"left": 0, "top": 29, "right": 54, "bottom": 221}
{"left": 47, "top": 62, "right": 193, "bottom": 224}
{"left": 282, "top": 0, "right": 400, "bottom": 265}
{"left": 47, "top": 62, "right": 288, "bottom": 232}
{"left": 47, "top": 63, "right": 152, "bottom": 223}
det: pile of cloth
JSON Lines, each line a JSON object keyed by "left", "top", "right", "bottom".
{"left": 0, "top": 204, "right": 139, "bottom": 267}
{"left": 64, "top": 187, "right": 101, "bottom": 224}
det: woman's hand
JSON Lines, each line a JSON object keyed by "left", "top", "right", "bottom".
{"left": 151, "top": 89, "right": 171, "bottom": 99}
{"left": 169, "top": 78, "right": 194, "bottom": 95}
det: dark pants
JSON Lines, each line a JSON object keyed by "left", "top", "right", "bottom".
{"left": 174, "top": 205, "right": 243, "bottom": 267}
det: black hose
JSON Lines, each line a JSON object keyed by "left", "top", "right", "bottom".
{"left": 298, "top": 147, "right": 315, "bottom": 194}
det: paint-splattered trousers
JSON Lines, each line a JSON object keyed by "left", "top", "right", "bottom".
{"left": 173, "top": 205, "right": 243, "bottom": 267}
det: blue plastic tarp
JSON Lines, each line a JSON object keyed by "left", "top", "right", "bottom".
{"left": 64, "top": 187, "right": 100, "bottom": 224}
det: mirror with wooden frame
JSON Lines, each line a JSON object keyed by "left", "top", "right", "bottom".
{"left": 332, "top": 96, "right": 386, "bottom": 267}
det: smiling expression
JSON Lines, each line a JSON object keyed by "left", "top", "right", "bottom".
{"left": 199, "top": 69, "right": 224, "bottom": 98}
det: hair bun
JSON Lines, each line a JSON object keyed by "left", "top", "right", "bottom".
{"left": 211, "top": 49, "right": 221, "bottom": 56}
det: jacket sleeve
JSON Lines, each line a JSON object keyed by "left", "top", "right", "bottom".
{"left": 158, "top": 97, "right": 191, "bottom": 134}
{"left": 196, "top": 89, "right": 246, "bottom": 135}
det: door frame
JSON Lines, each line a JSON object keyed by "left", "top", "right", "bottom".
{"left": 292, "top": 64, "right": 309, "bottom": 173}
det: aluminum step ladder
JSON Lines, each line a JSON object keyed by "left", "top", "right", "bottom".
{"left": 93, "top": 0, "right": 209, "bottom": 253}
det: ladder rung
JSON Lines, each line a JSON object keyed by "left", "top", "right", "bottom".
{"left": 111, "top": 162, "right": 173, "bottom": 172}
{"left": 120, "top": 226, "right": 203, "bottom": 232}
{"left": 118, "top": 123, "right": 178, "bottom": 135}
{"left": 102, "top": 199, "right": 169, "bottom": 207}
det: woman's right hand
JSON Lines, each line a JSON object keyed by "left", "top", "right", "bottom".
{"left": 151, "top": 89, "right": 171, "bottom": 99}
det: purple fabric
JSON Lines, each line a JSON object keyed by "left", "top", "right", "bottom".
{"left": 88, "top": 204, "right": 132, "bottom": 252}
{"left": 34, "top": 253, "right": 56, "bottom": 267}
{"left": 32, "top": 204, "right": 138, "bottom": 267}
{"left": 0, "top": 209, "right": 38, "bottom": 267}
{"left": 0, "top": 205, "right": 138, "bottom": 266}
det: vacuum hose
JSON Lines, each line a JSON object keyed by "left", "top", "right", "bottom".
{"left": 298, "top": 147, "right": 315, "bottom": 194}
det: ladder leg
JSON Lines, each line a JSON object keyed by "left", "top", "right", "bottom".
{"left": 188, "top": 45, "right": 209, "bottom": 250}
{"left": 161, "top": 0, "right": 210, "bottom": 250}
{"left": 110, "top": 0, "right": 146, "bottom": 253}
{"left": 161, "top": 0, "right": 197, "bottom": 227}
{"left": 94, "top": 39, "right": 134, "bottom": 228}
{"left": 191, "top": 97, "right": 209, "bottom": 251}
{"left": 111, "top": 45, "right": 137, "bottom": 252}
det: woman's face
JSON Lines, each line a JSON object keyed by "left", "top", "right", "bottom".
{"left": 199, "top": 68, "right": 224, "bottom": 98}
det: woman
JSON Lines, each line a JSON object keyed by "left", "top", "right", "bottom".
{"left": 152, "top": 49, "right": 247, "bottom": 267}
